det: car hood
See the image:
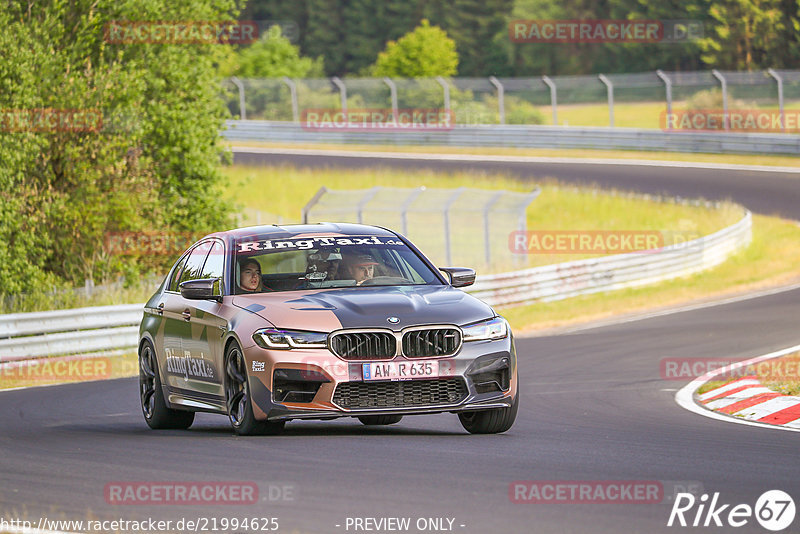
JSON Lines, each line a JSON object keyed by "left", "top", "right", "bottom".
{"left": 231, "top": 285, "right": 495, "bottom": 331}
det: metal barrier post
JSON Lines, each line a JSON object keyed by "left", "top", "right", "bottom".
{"left": 383, "top": 77, "right": 399, "bottom": 119}
{"left": 230, "top": 76, "right": 246, "bottom": 120}
{"left": 400, "top": 187, "right": 424, "bottom": 236}
{"left": 281, "top": 77, "right": 299, "bottom": 123}
{"left": 483, "top": 192, "right": 503, "bottom": 266}
{"left": 302, "top": 187, "right": 328, "bottom": 223}
{"left": 489, "top": 76, "right": 505, "bottom": 125}
{"left": 656, "top": 70, "right": 672, "bottom": 130}
{"left": 435, "top": 76, "right": 451, "bottom": 113}
{"left": 356, "top": 187, "right": 381, "bottom": 224}
{"left": 598, "top": 74, "right": 614, "bottom": 127}
{"left": 542, "top": 75, "right": 557, "bottom": 125}
{"left": 711, "top": 69, "right": 729, "bottom": 130}
{"left": 332, "top": 76, "right": 347, "bottom": 113}
{"left": 443, "top": 188, "right": 465, "bottom": 266}
{"left": 767, "top": 69, "right": 785, "bottom": 132}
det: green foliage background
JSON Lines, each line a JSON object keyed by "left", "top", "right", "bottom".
{"left": 0, "top": 0, "right": 237, "bottom": 296}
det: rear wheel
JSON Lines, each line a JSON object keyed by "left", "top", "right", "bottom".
{"left": 225, "top": 342, "right": 285, "bottom": 436}
{"left": 139, "top": 341, "right": 194, "bottom": 430}
{"left": 357, "top": 415, "right": 403, "bottom": 426}
{"left": 458, "top": 391, "right": 518, "bottom": 434}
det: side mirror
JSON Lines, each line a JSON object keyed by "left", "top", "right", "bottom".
{"left": 439, "top": 267, "right": 476, "bottom": 288}
{"left": 180, "top": 278, "right": 222, "bottom": 302}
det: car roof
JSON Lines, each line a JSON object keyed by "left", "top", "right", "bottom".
{"left": 205, "top": 222, "right": 399, "bottom": 242}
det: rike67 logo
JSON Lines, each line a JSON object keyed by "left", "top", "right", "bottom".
{"left": 668, "top": 490, "right": 795, "bottom": 531}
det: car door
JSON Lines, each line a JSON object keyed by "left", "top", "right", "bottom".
{"left": 161, "top": 243, "right": 211, "bottom": 395}
{"left": 180, "top": 239, "right": 228, "bottom": 400}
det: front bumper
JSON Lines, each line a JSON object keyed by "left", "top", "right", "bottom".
{"left": 242, "top": 334, "right": 518, "bottom": 422}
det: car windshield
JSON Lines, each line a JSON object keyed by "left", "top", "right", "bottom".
{"left": 233, "top": 234, "right": 442, "bottom": 293}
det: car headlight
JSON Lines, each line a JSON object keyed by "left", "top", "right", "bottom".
{"left": 461, "top": 317, "right": 508, "bottom": 341}
{"left": 253, "top": 328, "right": 328, "bottom": 349}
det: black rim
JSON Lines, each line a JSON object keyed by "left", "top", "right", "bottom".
{"left": 139, "top": 345, "right": 157, "bottom": 419}
{"left": 225, "top": 347, "right": 248, "bottom": 427}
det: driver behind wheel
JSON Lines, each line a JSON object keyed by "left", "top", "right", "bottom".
{"left": 340, "top": 251, "right": 378, "bottom": 285}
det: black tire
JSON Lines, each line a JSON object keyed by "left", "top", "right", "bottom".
{"left": 458, "top": 391, "right": 519, "bottom": 434}
{"left": 357, "top": 415, "right": 403, "bottom": 426}
{"left": 224, "top": 341, "right": 285, "bottom": 436}
{"left": 139, "top": 341, "right": 195, "bottom": 430}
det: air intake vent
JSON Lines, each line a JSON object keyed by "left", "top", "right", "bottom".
{"left": 330, "top": 332, "right": 396, "bottom": 360}
{"left": 333, "top": 378, "right": 467, "bottom": 409}
{"left": 402, "top": 328, "right": 461, "bottom": 358}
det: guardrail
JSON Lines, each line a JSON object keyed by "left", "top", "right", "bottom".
{"left": 470, "top": 210, "right": 752, "bottom": 307}
{"left": 224, "top": 120, "right": 800, "bottom": 155}
{"left": 0, "top": 209, "right": 751, "bottom": 361}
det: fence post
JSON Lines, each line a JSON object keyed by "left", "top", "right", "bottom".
{"left": 711, "top": 69, "right": 729, "bottom": 130}
{"left": 331, "top": 76, "right": 347, "bottom": 114}
{"left": 435, "top": 76, "right": 451, "bottom": 114}
{"left": 656, "top": 70, "right": 672, "bottom": 130}
{"left": 542, "top": 75, "right": 558, "bottom": 126}
{"left": 598, "top": 74, "right": 614, "bottom": 127}
{"left": 230, "top": 77, "right": 246, "bottom": 120}
{"left": 281, "top": 76, "right": 299, "bottom": 123}
{"left": 489, "top": 76, "right": 505, "bottom": 125}
{"left": 483, "top": 191, "right": 503, "bottom": 266}
{"left": 443, "top": 187, "right": 465, "bottom": 266}
{"left": 302, "top": 187, "right": 328, "bottom": 223}
{"left": 383, "top": 77, "right": 399, "bottom": 119}
{"left": 767, "top": 69, "right": 785, "bottom": 133}
{"left": 356, "top": 187, "right": 381, "bottom": 224}
{"left": 400, "top": 187, "right": 425, "bottom": 236}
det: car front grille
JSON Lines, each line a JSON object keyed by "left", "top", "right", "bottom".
{"left": 330, "top": 332, "right": 396, "bottom": 360}
{"left": 402, "top": 328, "right": 461, "bottom": 358}
{"left": 332, "top": 378, "right": 467, "bottom": 409}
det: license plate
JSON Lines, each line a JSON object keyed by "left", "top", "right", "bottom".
{"left": 362, "top": 360, "right": 439, "bottom": 381}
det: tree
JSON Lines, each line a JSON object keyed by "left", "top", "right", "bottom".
{"left": 236, "top": 25, "right": 324, "bottom": 78}
{"left": 0, "top": 0, "right": 237, "bottom": 293}
{"left": 371, "top": 19, "right": 459, "bottom": 77}
{"left": 699, "top": 0, "right": 790, "bottom": 69}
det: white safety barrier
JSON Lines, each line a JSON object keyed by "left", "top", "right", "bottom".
{"left": 470, "top": 210, "right": 752, "bottom": 306}
{"left": 0, "top": 210, "right": 751, "bottom": 361}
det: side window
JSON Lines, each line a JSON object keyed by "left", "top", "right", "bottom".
{"left": 167, "top": 254, "right": 189, "bottom": 292}
{"left": 178, "top": 243, "right": 212, "bottom": 286}
{"left": 200, "top": 241, "right": 225, "bottom": 295}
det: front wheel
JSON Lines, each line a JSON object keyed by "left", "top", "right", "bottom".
{"left": 458, "top": 392, "right": 518, "bottom": 434}
{"left": 224, "top": 341, "right": 285, "bottom": 436}
{"left": 139, "top": 341, "right": 194, "bottom": 430}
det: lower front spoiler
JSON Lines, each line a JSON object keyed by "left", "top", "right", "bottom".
{"left": 265, "top": 395, "right": 514, "bottom": 422}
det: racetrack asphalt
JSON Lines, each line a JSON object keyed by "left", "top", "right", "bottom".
{"left": 1, "top": 150, "right": 799, "bottom": 534}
